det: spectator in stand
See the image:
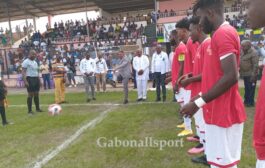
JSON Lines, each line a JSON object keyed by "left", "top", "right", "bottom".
{"left": 95, "top": 53, "right": 108, "bottom": 92}
{"left": 123, "top": 23, "right": 129, "bottom": 39}
{"left": 108, "top": 24, "right": 114, "bottom": 39}
{"left": 115, "top": 23, "right": 121, "bottom": 39}
{"left": 40, "top": 60, "right": 51, "bottom": 90}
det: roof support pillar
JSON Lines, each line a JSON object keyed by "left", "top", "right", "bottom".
{"left": 5, "top": 2, "right": 13, "bottom": 45}
{"left": 33, "top": 17, "right": 37, "bottom": 32}
{"left": 48, "top": 15, "right": 52, "bottom": 29}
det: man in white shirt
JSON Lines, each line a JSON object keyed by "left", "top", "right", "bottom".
{"left": 133, "top": 50, "right": 150, "bottom": 101}
{"left": 95, "top": 53, "right": 108, "bottom": 92}
{"left": 151, "top": 45, "right": 169, "bottom": 102}
{"left": 80, "top": 53, "right": 96, "bottom": 102}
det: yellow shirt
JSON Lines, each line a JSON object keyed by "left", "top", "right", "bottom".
{"left": 52, "top": 63, "right": 65, "bottom": 78}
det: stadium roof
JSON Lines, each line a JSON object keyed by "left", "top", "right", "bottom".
{"left": 0, "top": 0, "right": 155, "bottom": 22}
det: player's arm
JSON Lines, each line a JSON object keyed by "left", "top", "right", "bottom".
{"left": 180, "top": 73, "right": 201, "bottom": 87}
{"left": 180, "top": 54, "right": 238, "bottom": 117}
{"left": 201, "top": 54, "right": 238, "bottom": 103}
{"left": 175, "top": 53, "right": 185, "bottom": 91}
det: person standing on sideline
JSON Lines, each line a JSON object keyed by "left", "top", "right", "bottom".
{"left": 40, "top": 59, "right": 51, "bottom": 90}
{"left": 22, "top": 50, "right": 43, "bottom": 114}
{"left": 181, "top": 1, "right": 246, "bottom": 167}
{"left": 0, "top": 80, "right": 9, "bottom": 126}
{"left": 95, "top": 53, "right": 108, "bottom": 92}
{"left": 151, "top": 45, "right": 169, "bottom": 102}
{"left": 52, "top": 56, "right": 67, "bottom": 104}
{"left": 240, "top": 40, "right": 259, "bottom": 107}
{"left": 114, "top": 51, "right": 132, "bottom": 104}
{"left": 247, "top": 0, "right": 265, "bottom": 167}
{"left": 80, "top": 53, "right": 96, "bottom": 102}
{"left": 132, "top": 54, "right": 137, "bottom": 89}
{"left": 65, "top": 57, "right": 77, "bottom": 88}
{"left": 133, "top": 50, "right": 150, "bottom": 101}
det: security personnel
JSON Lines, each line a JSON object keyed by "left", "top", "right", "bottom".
{"left": 52, "top": 55, "right": 67, "bottom": 104}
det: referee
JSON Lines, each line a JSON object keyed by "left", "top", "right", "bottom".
{"left": 22, "top": 50, "right": 43, "bottom": 114}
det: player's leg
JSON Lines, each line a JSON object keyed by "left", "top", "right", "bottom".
{"left": 178, "top": 89, "right": 193, "bottom": 137}
{"left": 188, "top": 108, "right": 205, "bottom": 154}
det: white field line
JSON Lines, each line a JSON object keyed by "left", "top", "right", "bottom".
{"left": 28, "top": 107, "right": 116, "bottom": 168}
{"left": 9, "top": 101, "right": 173, "bottom": 108}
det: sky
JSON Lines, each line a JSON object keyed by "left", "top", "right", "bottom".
{"left": 0, "top": 11, "right": 99, "bottom": 33}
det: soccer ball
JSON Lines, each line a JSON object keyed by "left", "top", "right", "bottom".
{"left": 48, "top": 104, "right": 62, "bottom": 116}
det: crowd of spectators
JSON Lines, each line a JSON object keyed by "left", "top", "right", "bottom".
{"left": 225, "top": 12, "right": 248, "bottom": 29}
{"left": 0, "top": 23, "right": 34, "bottom": 47}
{"left": 44, "top": 18, "right": 146, "bottom": 43}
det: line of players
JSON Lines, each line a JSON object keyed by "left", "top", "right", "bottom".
{"left": 170, "top": 0, "right": 265, "bottom": 167}
{"left": 167, "top": 0, "right": 247, "bottom": 167}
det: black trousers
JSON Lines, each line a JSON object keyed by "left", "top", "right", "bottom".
{"left": 154, "top": 72, "right": 166, "bottom": 99}
{"left": 243, "top": 76, "right": 257, "bottom": 106}
{"left": 0, "top": 106, "right": 7, "bottom": 125}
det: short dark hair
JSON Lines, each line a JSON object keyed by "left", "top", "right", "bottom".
{"left": 193, "top": 0, "right": 224, "bottom": 14}
{"left": 171, "top": 29, "right": 177, "bottom": 36}
{"left": 189, "top": 16, "right": 200, "bottom": 25}
{"left": 175, "top": 18, "right": 190, "bottom": 30}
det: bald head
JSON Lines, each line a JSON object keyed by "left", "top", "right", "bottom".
{"left": 241, "top": 40, "right": 252, "bottom": 53}
{"left": 29, "top": 50, "right": 36, "bottom": 60}
{"left": 136, "top": 50, "right": 142, "bottom": 57}
{"left": 156, "top": 45, "right": 162, "bottom": 54}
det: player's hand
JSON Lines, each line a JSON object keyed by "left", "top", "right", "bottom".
{"left": 180, "top": 102, "right": 199, "bottom": 118}
{"left": 180, "top": 78, "right": 190, "bottom": 88}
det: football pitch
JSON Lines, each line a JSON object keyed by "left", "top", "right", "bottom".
{"left": 0, "top": 90, "right": 256, "bottom": 168}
